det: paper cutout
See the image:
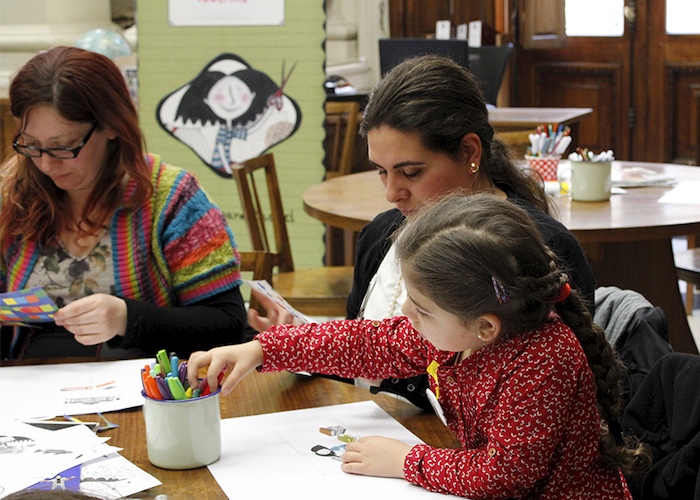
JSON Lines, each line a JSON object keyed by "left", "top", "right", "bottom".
{"left": 0, "top": 287, "right": 58, "bottom": 324}
{"left": 244, "top": 279, "right": 312, "bottom": 324}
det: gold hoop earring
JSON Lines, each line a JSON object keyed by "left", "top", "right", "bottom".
{"left": 470, "top": 162, "right": 480, "bottom": 174}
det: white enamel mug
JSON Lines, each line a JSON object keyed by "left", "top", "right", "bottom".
{"left": 566, "top": 160, "right": 613, "bottom": 201}
{"left": 142, "top": 389, "right": 221, "bottom": 469}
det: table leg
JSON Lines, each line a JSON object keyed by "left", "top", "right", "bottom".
{"left": 582, "top": 239, "right": 699, "bottom": 355}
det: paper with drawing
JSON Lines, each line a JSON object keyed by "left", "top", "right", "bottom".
{"left": 208, "top": 401, "right": 445, "bottom": 498}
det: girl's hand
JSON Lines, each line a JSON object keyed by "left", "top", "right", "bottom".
{"left": 53, "top": 294, "right": 127, "bottom": 345}
{"left": 246, "top": 288, "right": 303, "bottom": 332}
{"left": 340, "top": 436, "right": 412, "bottom": 479}
{"left": 187, "top": 341, "right": 264, "bottom": 396}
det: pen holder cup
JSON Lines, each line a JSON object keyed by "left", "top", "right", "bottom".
{"left": 525, "top": 155, "right": 560, "bottom": 182}
{"left": 563, "top": 160, "right": 613, "bottom": 201}
{"left": 142, "top": 389, "right": 221, "bottom": 469}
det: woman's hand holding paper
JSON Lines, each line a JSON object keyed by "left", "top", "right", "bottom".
{"left": 247, "top": 288, "right": 304, "bottom": 331}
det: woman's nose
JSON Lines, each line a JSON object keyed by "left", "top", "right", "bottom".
{"left": 384, "top": 173, "right": 407, "bottom": 204}
{"left": 35, "top": 155, "right": 62, "bottom": 174}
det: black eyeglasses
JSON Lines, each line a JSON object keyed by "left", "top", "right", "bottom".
{"left": 13, "top": 122, "right": 98, "bottom": 160}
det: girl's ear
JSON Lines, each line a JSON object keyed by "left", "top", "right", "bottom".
{"left": 477, "top": 314, "right": 501, "bottom": 343}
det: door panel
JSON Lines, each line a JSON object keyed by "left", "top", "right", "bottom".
{"left": 529, "top": 62, "right": 624, "bottom": 156}
{"left": 518, "top": 22, "right": 632, "bottom": 158}
{"left": 666, "top": 65, "right": 700, "bottom": 163}
{"left": 518, "top": 0, "right": 700, "bottom": 163}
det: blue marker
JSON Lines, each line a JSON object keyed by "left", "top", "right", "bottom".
{"left": 170, "top": 355, "right": 179, "bottom": 375}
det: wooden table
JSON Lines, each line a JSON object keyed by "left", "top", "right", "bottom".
{"left": 302, "top": 162, "right": 700, "bottom": 354}
{"left": 488, "top": 107, "right": 593, "bottom": 132}
{"left": 13, "top": 361, "right": 457, "bottom": 500}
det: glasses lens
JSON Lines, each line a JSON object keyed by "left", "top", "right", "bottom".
{"left": 46, "top": 149, "right": 78, "bottom": 160}
{"left": 13, "top": 145, "right": 42, "bottom": 158}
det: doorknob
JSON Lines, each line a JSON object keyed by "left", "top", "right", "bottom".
{"left": 624, "top": 1, "right": 636, "bottom": 27}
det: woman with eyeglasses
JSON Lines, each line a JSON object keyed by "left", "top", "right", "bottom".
{"left": 0, "top": 46, "right": 250, "bottom": 360}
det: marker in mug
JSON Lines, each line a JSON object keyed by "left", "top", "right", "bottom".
{"left": 170, "top": 354, "right": 179, "bottom": 377}
{"left": 156, "top": 349, "right": 172, "bottom": 375}
{"left": 201, "top": 369, "right": 225, "bottom": 397}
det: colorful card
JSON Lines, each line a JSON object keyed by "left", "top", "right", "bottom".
{"left": 0, "top": 287, "right": 59, "bottom": 325}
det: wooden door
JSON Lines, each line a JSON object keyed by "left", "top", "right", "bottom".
{"left": 517, "top": 0, "right": 700, "bottom": 163}
{"left": 646, "top": 0, "right": 700, "bottom": 163}
{"left": 389, "top": 0, "right": 498, "bottom": 38}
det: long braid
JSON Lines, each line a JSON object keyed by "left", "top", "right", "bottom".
{"left": 547, "top": 252, "right": 651, "bottom": 475}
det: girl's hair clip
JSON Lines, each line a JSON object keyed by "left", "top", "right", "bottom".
{"left": 492, "top": 276, "right": 510, "bottom": 304}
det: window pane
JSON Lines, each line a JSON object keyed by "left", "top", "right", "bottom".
{"left": 565, "top": 0, "right": 624, "bottom": 37}
{"left": 667, "top": 0, "right": 700, "bottom": 35}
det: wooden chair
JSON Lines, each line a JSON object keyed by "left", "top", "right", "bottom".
{"left": 238, "top": 250, "right": 274, "bottom": 315}
{"left": 324, "top": 100, "right": 360, "bottom": 179}
{"left": 231, "top": 153, "right": 354, "bottom": 317}
{"left": 676, "top": 235, "right": 700, "bottom": 314}
{"left": 324, "top": 101, "right": 361, "bottom": 265}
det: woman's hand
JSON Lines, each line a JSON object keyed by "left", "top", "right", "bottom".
{"left": 340, "top": 436, "right": 412, "bottom": 479}
{"left": 247, "top": 288, "right": 304, "bottom": 332}
{"left": 53, "top": 294, "right": 127, "bottom": 345}
{"left": 187, "top": 341, "right": 264, "bottom": 396}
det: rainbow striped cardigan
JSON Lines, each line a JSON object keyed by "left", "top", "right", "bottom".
{"left": 1, "top": 154, "right": 242, "bottom": 308}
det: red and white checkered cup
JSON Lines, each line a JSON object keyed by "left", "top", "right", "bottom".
{"left": 525, "top": 155, "right": 561, "bottom": 182}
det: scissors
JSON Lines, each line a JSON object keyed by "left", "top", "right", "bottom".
{"left": 268, "top": 59, "right": 298, "bottom": 110}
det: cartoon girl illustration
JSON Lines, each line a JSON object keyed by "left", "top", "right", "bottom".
{"left": 157, "top": 53, "right": 302, "bottom": 178}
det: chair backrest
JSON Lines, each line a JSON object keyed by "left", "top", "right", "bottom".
{"left": 324, "top": 101, "right": 360, "bottom": 178}
{"left": 468, "top": 43, "right": 514, "bottom": 105}
{"left": 238, "top": 250, "right": 275, "bottom": 314}
{"left": 230, "top": 153, "right": 295, "bottom": 273}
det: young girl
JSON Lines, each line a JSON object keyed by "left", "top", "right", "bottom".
{"left": 188, "top": 194, "right": 650, "bottom": 499}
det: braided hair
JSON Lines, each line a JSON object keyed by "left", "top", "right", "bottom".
{"left": 395, "top": 194, "right": 651, "bottom": 475}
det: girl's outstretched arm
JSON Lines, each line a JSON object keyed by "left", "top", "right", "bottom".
{"left": 187, "top": 340, "right": 264, "bottom": 396}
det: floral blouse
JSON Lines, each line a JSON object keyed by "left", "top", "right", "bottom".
{"left": 25, "top": 231, "right": 114, "bottom": 307}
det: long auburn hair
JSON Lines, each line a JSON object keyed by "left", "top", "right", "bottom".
{"left": 360, "top": 55, "right": 551, "bottom": 214}
{"left": 0, "top": 46, "right": 153, "bottom": 249}
{"left": 396, "top": 194, "right": 651, "bottom": 476}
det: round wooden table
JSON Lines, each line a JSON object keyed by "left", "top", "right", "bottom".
{"left": 303, "top": 161, "right": 700, "bottom": 354}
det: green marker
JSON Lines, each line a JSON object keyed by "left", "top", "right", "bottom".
{"left": 167, "top": 376, "right": 187, "bottom": 400}
{"left": 156, "top": 349, "right": 172, "bottom": 375}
